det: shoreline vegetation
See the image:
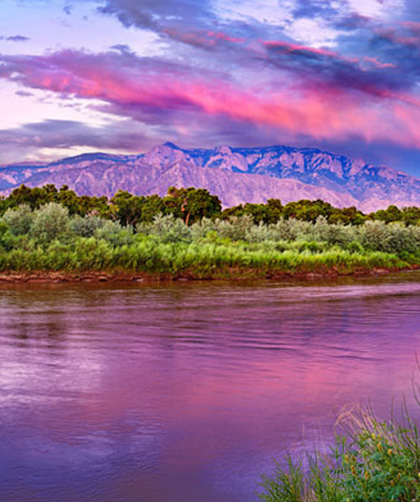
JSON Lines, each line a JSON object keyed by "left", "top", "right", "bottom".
{"left": 259, "top": 404, "right": 420, "bottom": 501}
{"left": 2, "top": 184, "right": 420, "bottom": 281}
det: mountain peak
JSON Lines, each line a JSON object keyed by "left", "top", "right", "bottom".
{"left": 162, "top": 142, "right": 180, "bottom": 150}
{"left": 215, "top": 145, "right": 233, "bottom": 155}
{"left": 145, "top": 142, "right": 188, "bottom": 165}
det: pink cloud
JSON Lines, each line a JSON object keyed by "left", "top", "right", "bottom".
{"left": 362, "top": 56, "right": 396, "bottom": 69}
{"left": 2, "top": 50, "right": 420, "bottom": 149}
{"left": 400, "top": 21, "right": 420, "bottom": 33}
{"left": 263, "top": 40, "right": 359, "bottom": 64}
{"left": 206, "top": 31, "right": 245, "bottom": 44}
{"left": 375, "top": 27, "right": 420, "bottom": 47}
{"left": 161, "top": 28, "right": 245, "bottom": 49}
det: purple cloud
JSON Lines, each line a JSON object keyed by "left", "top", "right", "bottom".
{"left": 0, "top": 35, "right": 30, "bottom": 42}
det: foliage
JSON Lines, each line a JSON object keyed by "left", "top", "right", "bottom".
{"left": 94, "top": 220, "right": 133, "bottom": 247}
{"left": 137, "top": 214, "right": 192, "bottom": 243}
{"left": 110, "top": 186, "right": 221, "bottom": 226}
{"left": 2, "top": 205, "right": 34, "bottom": 236}
{"left": 70, "top": 215, "right": 106, "bottom": 238}
{"left": 31, "top": 203, "right": 70, "bottom": 244}
{"left": 0, "top": 183, "right": 419, "bottom": 276}
{"left": 1, "top": 183, "right": 420, "bottom": 227}
{"left": 259, "top": 404, "right": 420, "bottom": 502}
{"left": 164, "top": 186, "right": 222, "bottom": 225}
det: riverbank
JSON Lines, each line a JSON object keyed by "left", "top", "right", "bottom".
{"left": 0, "top": 263, "right": 418, "bottom": 283}
{"left": 1, "top": 202, "right": 420, "bottom": 282}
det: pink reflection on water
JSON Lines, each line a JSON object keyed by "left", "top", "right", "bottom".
{"left": 1, "top": 276, "right": 420, "bottom": 501}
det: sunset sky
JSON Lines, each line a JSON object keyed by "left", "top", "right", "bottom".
{"left": 1, "top": 0, "right": 420, "bottom": 175}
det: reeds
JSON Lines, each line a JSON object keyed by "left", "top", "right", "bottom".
{"left": 259, "top": 402, "right": 420, "bottom": 501}
{"left": 0, "top": 236, "right": 409, "bottom": 277}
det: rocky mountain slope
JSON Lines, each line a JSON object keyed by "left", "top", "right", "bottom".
{"left": 1, "top": 143, "right": 419, "bottom": 210}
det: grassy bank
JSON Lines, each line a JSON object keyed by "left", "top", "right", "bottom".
{"left": 0, "top": 238, "right": 414, "bottom": 280}
{"left": 259, "top": 403, "right": 420, "bottom": 502}
{"left": 1, "top": 203, "right": 420, "bottom": 279}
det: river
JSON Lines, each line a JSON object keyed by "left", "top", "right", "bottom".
{"left": 1, "top": 273, "right": 420, "bottom": 502}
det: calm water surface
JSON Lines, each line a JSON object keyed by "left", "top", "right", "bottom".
{"left": 2, "top": 273, "right": 420, "bottom": 502}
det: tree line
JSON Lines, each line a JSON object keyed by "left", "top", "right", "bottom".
{"left": 1, "top": 183, "right": 420, "bottom": 277}
{"left": 2, "top": 183, "right": 420, "bottom": 227}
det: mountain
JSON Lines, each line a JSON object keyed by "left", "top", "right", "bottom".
{"left": 1, "top": 143, "right": 419, "bottom": 211}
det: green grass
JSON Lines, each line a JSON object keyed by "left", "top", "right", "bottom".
{"left": 259, "top": 403, "right": 420, "bottom": 502}
{"left": 0, "top": 235, "right": 415, "bottom": 278}
{"left": 1, "top": 206, "right": 420, "bottom": 278}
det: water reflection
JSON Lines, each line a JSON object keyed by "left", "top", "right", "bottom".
{"left": 1, "top": 273, "right": 420, "bottom": 501}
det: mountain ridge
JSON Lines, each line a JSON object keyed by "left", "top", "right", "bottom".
{"left": 1, "top": 143, "right": 419, "bottom": 212}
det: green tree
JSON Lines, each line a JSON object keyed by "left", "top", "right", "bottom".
{"left": 111, "top": 191, "right": 145, "bottom": 226}
{"left": 164, "top": 187, "right": 221, "bottom": 225}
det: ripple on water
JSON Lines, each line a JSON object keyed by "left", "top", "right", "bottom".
{"left": 1, "top": 274, "right": 420, "bottom": 502}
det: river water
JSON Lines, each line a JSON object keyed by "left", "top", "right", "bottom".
{"left": 1, "top": 273, "right": 420, "bottom": 502}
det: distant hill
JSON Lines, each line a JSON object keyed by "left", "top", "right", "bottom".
{"left": 1, "top": 142, "right": 419, "bottom": 211}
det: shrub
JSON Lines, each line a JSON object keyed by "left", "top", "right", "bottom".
{"left": 31, "top": 203, "right": 70, "bottom": 243}
{"left": 2, "top": 205, "right": 34, "bottom": 236}
{"left": 384, "top": 223, "right": 420, "bottom": 255}
{"left": 73, "top": 237, "right": 115, "bottom": 270}
{"left": 95, "top": 220, "right": 133, "bottom": 246}
{"left": 70, "top": 215, "right": 106, "bottom": 238}
{"left": 357, "top": 221, "right": 420, "bottom": 256}
{"left": 137, "top": 214, "right": 192, "bottom": 243}
{"left": 213, "top": 215, "right": 254, "bottom": 241}
{"left": 272, "top": 219, "right": 313, "bottom": 242}
{"left": 245, "top": 222, "right": 278, "bottom": 243}
{"left": 312, "top": 216, "right": 355, "bottom": 247}
{"left": 189, "top": 218, "right": 217, "bottom": 241}
{"left": 0, "top": 221, "right": 15, "bottom": 251}
{"left": 0, "top": 205, "right": 416, "bottom": 275}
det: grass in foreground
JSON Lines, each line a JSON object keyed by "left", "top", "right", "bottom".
{"left": 259, "top": 403, "right": 420, "bottom": 502}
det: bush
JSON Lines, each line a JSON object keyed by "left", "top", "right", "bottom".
{"left": 246, "top": 222, "right": 278, "bottom": 243}
{"left": 189, "top": 218, "right": 217, "bottom": 241}
{"left": 312, "top": 216, "right": 355, "bottom": 247}
{"left": 2, "top": 205, "right": 34, "bottom": 236}
{"left": 0, "top": 201, "right": 417, "bottom": 275}
{"left": 272, "top": 219, "right": 313, "bottom": 242}
{"left": 137, "top": 214, "right": 192, "bottom": 243}
{"left": 31, "top": 203, "right": 70, "bottom": 243}
{"left": 357, "top": 221, "right": 420, "bottom": 256}
{"left": 94, "top": 220, "right": 133, "bottom": 247}
{"left": 385, "top": 223, "right": 420, "bottom": 255}
{"left": 70, "top": 215, "right": 106, "bottom": 238}
{"left": 213, "top": 215, "right": 254, "bottom": 241}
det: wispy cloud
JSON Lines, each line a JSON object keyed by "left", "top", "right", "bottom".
{"left": 0, "top": 35, "right": 30, "bottom": 42}
{"left": 1, "top": 47, "right": 420, "bottom": 151}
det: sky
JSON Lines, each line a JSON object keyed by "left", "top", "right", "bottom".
{"left": 1, "top": 0, "right": 420, "bottom": 175}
